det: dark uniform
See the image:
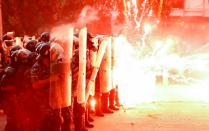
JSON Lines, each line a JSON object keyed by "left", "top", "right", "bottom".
{"left": 0, "top": 66, "right": 19, "bottom": 131}
{"left": 95, "top": 71, "right": 105, "bottom": 116}
{"left": 50, "top": 42, "right": 73, "bottom": 131}
{"left": 24, "top": 40, "right": 38, "bottom": 67}
{"left": 0, "top": 49, "right": 33, "bottom": 131}
{"left": 72, "top": 46, "right": 96, "bottom": 131}
{"left": 30, "top": 43, "right": 52, "bottom": 131}
{"left": 30, "top": 61, "right": 51, "bottom": 130}
{"left": 71, "top": 49, "right": 87, "bottom": 131}
{"left": 1, "top": 33, "right": 15, "bottom": 68}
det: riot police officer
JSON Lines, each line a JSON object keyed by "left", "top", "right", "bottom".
{"left": 0, "top": 49, "right": 32, "bottom": 131}
{"left": 72, "top": 33, "right": 98, "bottom": 131}
{"left": 30, "top": 43, "right": 53, "bottom": 131}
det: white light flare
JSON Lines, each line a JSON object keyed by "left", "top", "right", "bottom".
{"left": 115, "top": 34, "right": 209, "bottom": 107}
{"left": 116, "top": 36, "right": 156, "bottom": 107}
{"left": 90, "top": 98, "right": 96, "bottom": 110}
{"left": 144, "top": 23, "right": 152, "bottom": 34}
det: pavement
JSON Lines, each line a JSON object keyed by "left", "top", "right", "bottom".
{"left": 89, "top": 84, "right": 209, "bottom": 131}
{"left": 1, "top": 85, "right": 209, "bottom": 131}
{"left": 90, "top": 101, "right": 209, "bottom": 131}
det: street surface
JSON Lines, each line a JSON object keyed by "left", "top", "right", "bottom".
{"left": 1, "top": 85, "right": 209, "bottom": 131}
{"left": 90, "top": 85, "right": 209, "bottom": 131}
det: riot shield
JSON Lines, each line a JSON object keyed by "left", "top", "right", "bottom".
{"left": 50, "top": 62, "right": 71, "bottom": 109}
{"left": 100, "top": 37, "right": 112, "bottom": 93}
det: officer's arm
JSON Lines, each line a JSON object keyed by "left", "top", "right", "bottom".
{"left": 31, "top": 78, "right": 50, "bottom": 89}
{"left": 31, "top": 74, "right": 58, "bottom": 89}
{"left": 30, "top": 68, "right": 49, "bottom": 89}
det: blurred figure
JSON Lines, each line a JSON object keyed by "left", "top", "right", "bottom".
{"left": 24, "top": 40, "right": 38, "bottom": 52}
{"left": 24, "top": 40, "right": 38, "bottom": 66}
{"left": 115, "top": 85, "right": 122, "bottom": 107}
{"left": 30, "top": 43, "right": 53, "bottom": 131}
{"left": 72, "top": 32, "right": 98, "bottom": 131}
{"left": 50, "top": 41, "right": 73, "bottom": 131}
{"left": 109, "top": 88, "right": 120, "bottom": 111}
{"left": 0, "top": 50, "right": 20, "bottom": 131}
{"left": 85, "top": 33, "right": 97, "bottom": 128}
{"left": 0, "top": 49, "right": 33, "bottom": 131}
{"left": 94, "top": 71, "right": 105, "bottom": 117}
{"left": 71, "top": 38, "right": 85, "bottom": 131}
{"left": 94, "top": 37, "right": 105, "bottom": 117}
{"left": 1, "top": 32, "right": 15, "bottom": 67}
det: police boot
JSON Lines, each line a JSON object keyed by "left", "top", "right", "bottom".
{"left": 115, "top": 86, "right": 122, "bottom": 107}
{"left": 88, "top": 115, "right": 94, "bottom": 122}
{"left": 109, "top": 88, "right": 120, "bottom": 111}
{"left": 87, "top": 108, "right": 94, "bottom": 122}
{"left": 61, "top": 107, "right": 73, "bottom": 131}
{"left": 101, "top": 92, "right": 114, "bottom": 114}
{"left": 87, "top": 96, "right": 94, "bottom": 122}
{"left": 51, "top": 109, "right": 63, "bottom": 131}
{"left": 95, "top": 93, "right": 104, "bottom": 117}
{"left": 85, "top": 105, "right": 94, "bottom": 128}
{"left": 74, "top": 103, "right": 87, "bottom": 131}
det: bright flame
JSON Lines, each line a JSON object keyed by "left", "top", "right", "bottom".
{"left": 90, "top": 99, "right": 96, "bottom": 110}
{"left": 144, "top": 23, "right": 152, "bottom": 34}
{"left": 116, "top": 36, "right": 156, "bottom": 107}
{"left": 166, "top": 38, "right": 175, "bottom": 45}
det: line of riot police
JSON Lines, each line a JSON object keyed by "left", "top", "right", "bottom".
{"left": 0, "top": 30, "right": 121, "bottom": 131}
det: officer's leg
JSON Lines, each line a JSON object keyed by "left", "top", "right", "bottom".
{"left": 101, "top": 92, "right": 114, "bottom": 113}
{"left": 87, "top": 96, "right": 94, "bottom": 122}
{"left": 61, "top": 106, "right": 73, "bottom": 131}
{"left": 73, "top": 97, "right": 87, "bottom": 131}
{"left": 95, "top": 92, "right": 104, "bottom": 117}
{"left": 52, "top": 109, "right": 63, "bottom": 131}
{"left": 39, "top": 109, "right": 63, "bottom": 131}
{"left": 85, "top": 97, "right": 94, "bottom": 128}
{"left": 109, "top": 88, "right": 119, "bottom": 111}
{"left": 115, "top": 85, "right": 122, "bottom": 107}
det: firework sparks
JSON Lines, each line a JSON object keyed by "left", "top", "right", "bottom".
{"left": 114, "top": 32, "right": 209, "bottom": 107}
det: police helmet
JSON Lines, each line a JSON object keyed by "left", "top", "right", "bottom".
{"left": 9, "top": 45, "right": 22, "bottom": 57}
{"left": 36, "top": 43, "right": 50, "bottom": 60}
{"left": 39, "top": 32, "right": 50, "bottom": 42}
{"left": 25, "top": 40, "right": 38, "bottom": 52}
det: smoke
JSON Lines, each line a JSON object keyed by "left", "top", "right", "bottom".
{"left": 110, "top": 10, "right": 124, "bottom": 35}
{"left": 75, "top": 6, "right": 99, "bottom": 28}
{"left": 50, "top": 24, "right": 73, "bottom": 41}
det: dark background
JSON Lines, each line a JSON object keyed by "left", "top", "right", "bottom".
{"left": 1, "top": 0, "right": 184, "bottom": 35}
